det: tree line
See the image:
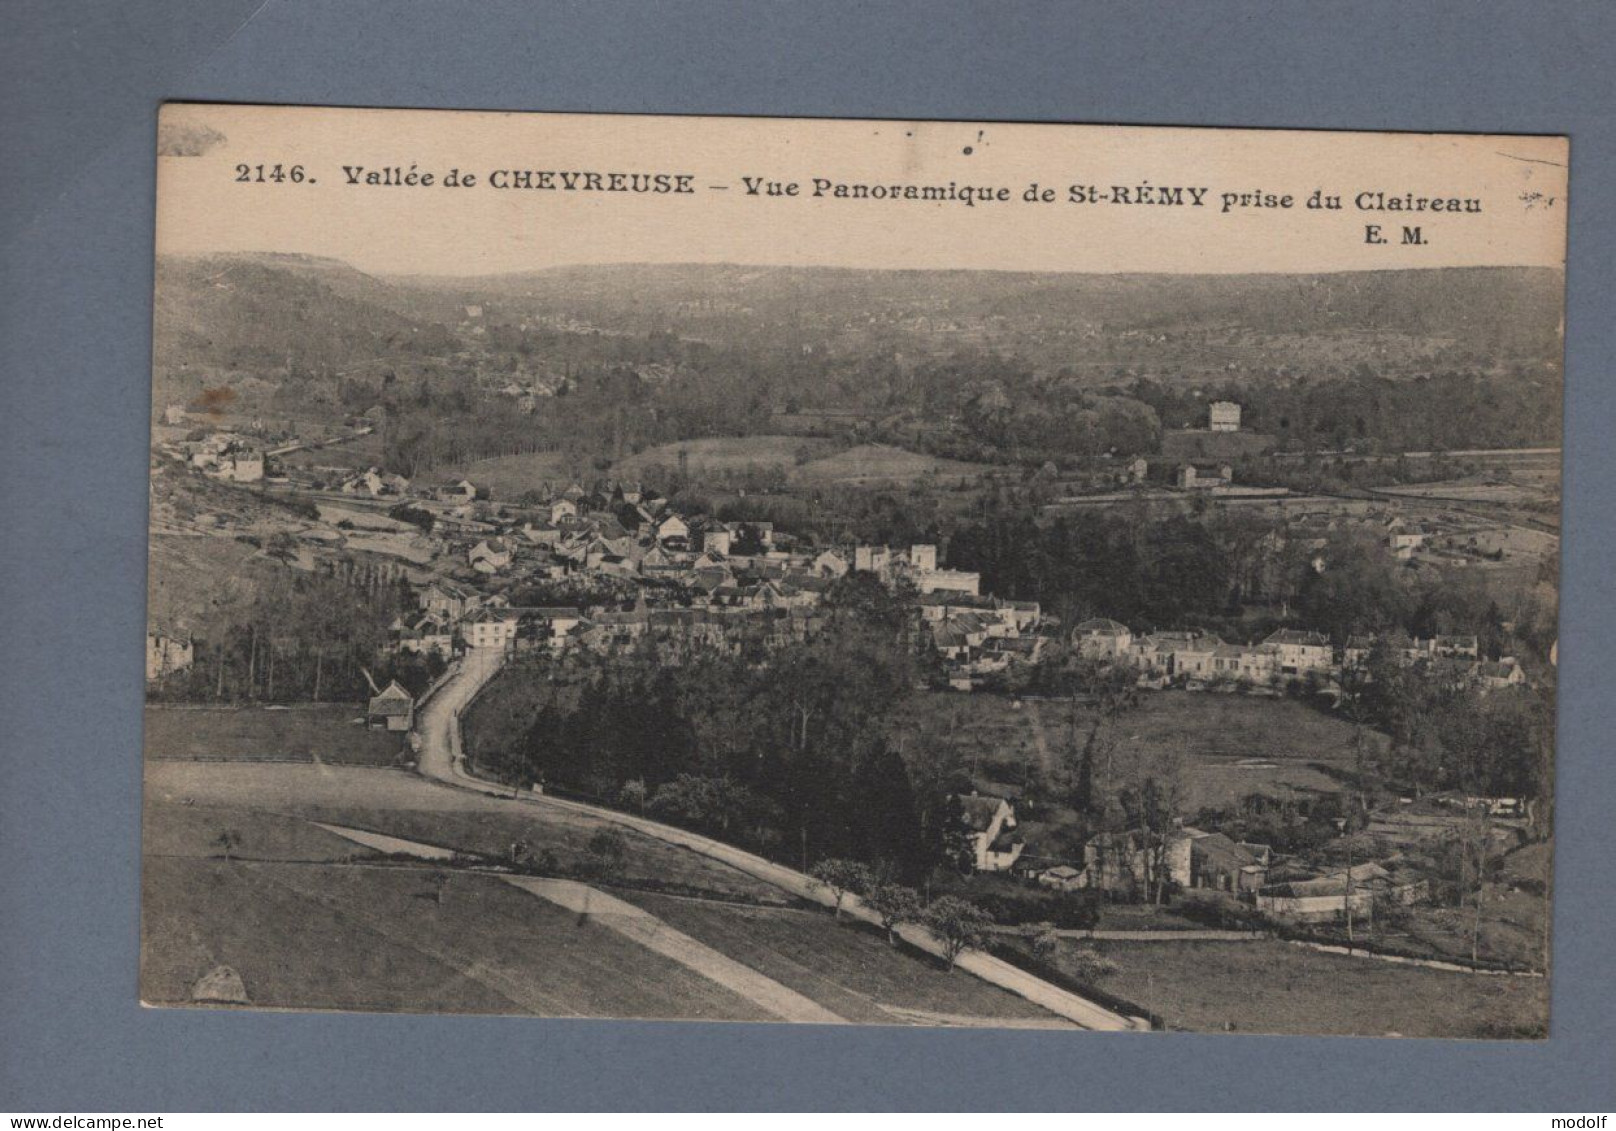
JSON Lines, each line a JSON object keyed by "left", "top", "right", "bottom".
{"left": 147, "top": 560, "right": 444, "bottom": 704}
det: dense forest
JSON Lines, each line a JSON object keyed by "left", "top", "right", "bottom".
{"left": 467, "top": 575, "right": 948, "bottom": 881}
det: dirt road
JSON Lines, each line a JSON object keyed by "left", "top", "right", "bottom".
{"left": 412, "top": 648, "right": 1145, "bottom": 1032}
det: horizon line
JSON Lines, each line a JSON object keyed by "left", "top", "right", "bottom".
{"left": 156, "top": 249, "right": 1565, "bottom": 283}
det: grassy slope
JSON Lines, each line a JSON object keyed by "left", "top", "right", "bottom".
{"left": 143, "top": 801, "right": 380, "bottom": 863}
{"left": 792, "top": 443, "right": 995, "bottom": 484}
{"left": 145, "top": 535, "right": 266, "bottom": 633}
{"left": 144, "top": 761, "right": 782, "bottom": 902}
{"left": 613, "top": 436, "right": 834, "bottom": 478}
{"left": 1047, "top": 937, "right": 1547, "bottom": 1038}
{"left": 141, "top": 857, "right": 772, "bottom": 1020}
{"left": 622, "top": 893, "right": 1057, "bottom": 1025}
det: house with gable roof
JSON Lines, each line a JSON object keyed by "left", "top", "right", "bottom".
{"left": 366, "top": 680, "right": 415, "bottom": 732}
{"left": 954, "top": 793, "right": 1025, "bottom": 872}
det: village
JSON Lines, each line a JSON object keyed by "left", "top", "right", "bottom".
{"left": 145, "top": 400, "right": 1550, "bottom": 974}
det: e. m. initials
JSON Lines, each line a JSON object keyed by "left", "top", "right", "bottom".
{"left": 1365, "top": 224, "right": 1427, "bottom": 246}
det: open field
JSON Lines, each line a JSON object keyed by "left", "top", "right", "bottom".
{"left": 613, "top": 435, "right": 835, "bottom": 478}
{"left": 144, "top": 705, "right": 408, "bottom": 767}
{"left": 144, "top": 761, "right": 782, "bottom": 901}
{"left": 1104, "top": 691, "right": 1386, "bottom": 811}
{"left": 792, "top": 443, "right": 997, "bottom": 485}
{"left": 621, "top": 892, "right": 1062, "bottom": 1026}
{"left": 430, "top": 450, "right": 577, "bottom": 498}
{"left": 895, "top": 690, "right": 1384, "bottom": 818}
{"left": 1377, "top": 477, "right": 1559, "bottom": 507}
{"left": 1033, "top": 936, "right": 1547, "bottom": 1038}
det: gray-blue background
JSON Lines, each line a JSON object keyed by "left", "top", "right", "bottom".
{"left": 3, "top": 0, "right": 1612, "bottom": 1112}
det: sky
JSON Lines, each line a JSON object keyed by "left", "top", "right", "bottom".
{"left": 155, "top": 103, "right": 1568, "bottom": 278}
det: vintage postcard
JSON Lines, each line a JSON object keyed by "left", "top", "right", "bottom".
{"left": 144, "top": 104, "right": 1565, "bottom": 1036}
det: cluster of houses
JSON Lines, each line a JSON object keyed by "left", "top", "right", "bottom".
{"left": 367, "top": 477, "right": 1045, "bottom": 675}
{"left": 1073, "top": 618, "right": 1529, "bottom": 695}
{"left": 163, "top": 432, "right": 265, "bottom": 484}
{"left": 954, "top": 789, "right": 1430, "bottom": 925}
{"left": 337, "top": 466, "right": 412, "bottom": 499}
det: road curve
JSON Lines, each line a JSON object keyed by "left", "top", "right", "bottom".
{"left": 412, "top": 647, "right": 1146, "bottom": 1032}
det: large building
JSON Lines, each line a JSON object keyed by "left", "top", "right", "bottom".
{"left": 1209, "top": 401, "right": 1242, "bottom": 432}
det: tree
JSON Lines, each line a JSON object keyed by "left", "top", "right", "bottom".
{"left": 263, "top": 530, "right": 299, "bottom": 565}
{"left": 1119, "top": 755, "right": 1186, "bottom": 905}
{"left": 1453, "top": 806, "right": 1495, "bottom": 967}
{"left": 808, "top": 858, "right": 872, "bottom": 920}
{"left": 617, "top": 778, "right": 649, "bottom": 814}
{"left": 1025, "top": 921, "right": 1061, "bottom": 963}
{"left": 924, "top": 896, "right": 994, "bottom": 972}
{"left": 730, "top": 523, "right": 767, "bottom": 557}
{"left": 214, "top": 829, "right": 242, "bottom": 862}
{"left": 862, "top": 881, "right": 923, "bottom": 945}
{"left": 584, "top": 827, "right": 629, "bottom": 881}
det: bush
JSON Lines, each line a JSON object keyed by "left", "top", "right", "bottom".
{"left": 583, "top": 827, "right": 629, "bottom": 879}
{"left": 969, "top": 887, "right": 1101, "bottom": 930}
{"left": 1065, "top": 944, "right": 1120, "bottom": 982}
{"left": 1174, "top": 897, "right": 1268, "bottom": 932}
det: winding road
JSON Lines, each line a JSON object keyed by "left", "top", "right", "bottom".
{"left": 412, "top": 646, "right": 1145, "bottom": 1031}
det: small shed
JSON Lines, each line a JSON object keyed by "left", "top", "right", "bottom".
{"left": 366, "top": 680, "right": 415, "bottom": 732}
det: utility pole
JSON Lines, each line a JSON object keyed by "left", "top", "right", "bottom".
{"left": 1344, "top": 830, "right": 1355, "bottom": 954}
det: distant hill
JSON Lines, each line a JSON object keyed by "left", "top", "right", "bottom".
{"left": 159, "top": 255, "right": 1563, "bottom": 383}
{"left": 150, "top": 253, "right": 1563, "bottom": 473}
{"left": 153, "top": 253, "right": 455, "bottom": 378}
{"left": 398, "top": 262, "right": 1565, "bottom": 361}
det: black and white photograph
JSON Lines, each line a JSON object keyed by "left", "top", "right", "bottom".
{"left": 141, "top": 103, "right": 1566, "bottom": 1039}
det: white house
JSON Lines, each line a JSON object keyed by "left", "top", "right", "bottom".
{"left": 1074, "top": 617, "right": 1133, "bottom": 659}
{"left": 365, "top": 680, "right": 415, "bottom": 732}
{"left": 461, "top": 607, "right": 520, "bottom": 651}
{"left": 548, "top": 497, "right": 579, "bottom": 525}
{"left": 146, "top": 632, "right": 193, "bottom": 681}
{"left": 917, "top": 569, "right": 981, "bottom": 596}
{"left": 1263, "top": 629, "right": 1334, "bottom": 675}
{"left": 219, "top": 450, "right": 264, "bottom": 483}
{"left": 469, "top": 538, "right": 514, "bottom": 573}
{"left": 438, "top": 479, "right": 477, "bottom": 504}
{"left": 518, "top": 607, "right": 585, "bottom": 649}
{"left": 1387, "top": 524, "right": 1428, "bottom": 560}
{"left": 701, "top": 527, "right": 733, "bottom": 557}
{"left": 656, "top": 513, "right": 691, "bottom": 547}
{"left": 812, "top": 549, "right": 850, "bottom": 578}
{"left": 1176, "top": 462, "right": 1232, "bottom": 490}
{"left": 420, "top": 582, "right": 478, "bottom": 621}
{"left": 1477, "top": 659, "right": 1527, "bottom": 692}
{"left": 1209, "top": 401, "right": 1242, "bottom": 432}
{"left": 955, "top": 793, "right": 1024, "bottom": 872}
